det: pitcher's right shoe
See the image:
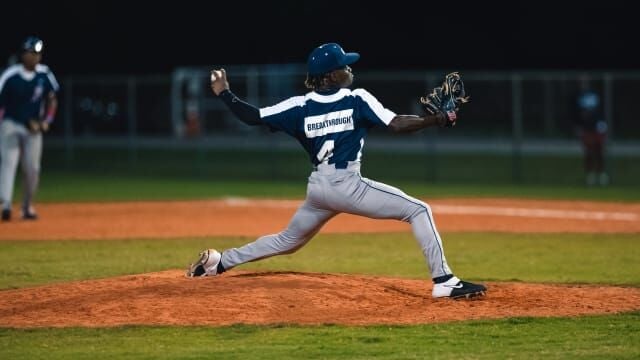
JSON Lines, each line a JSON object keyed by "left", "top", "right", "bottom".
{"left": 186, "top": 249, "right": 222, "bottom": 277}
{"left": 432, "top": 276, "right": 487, "bottom": 299}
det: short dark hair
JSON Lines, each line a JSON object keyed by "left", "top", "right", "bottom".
{"left": 304, "top": 73, "right": 326, "bottom": 90}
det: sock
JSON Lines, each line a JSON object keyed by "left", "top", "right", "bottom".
{"left": 217, "top": 253, "right": 227, "bottom": 274}
{"left": 433, "top": 274, "right": 454, "bottom": 284}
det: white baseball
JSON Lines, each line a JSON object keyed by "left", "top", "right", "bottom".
{"left": 211, "top": 70, "right": 222, "bottom": 81}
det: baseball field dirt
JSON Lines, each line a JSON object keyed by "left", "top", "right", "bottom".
{"left": 1, "top": 198, "right": 639, "bottom": 327}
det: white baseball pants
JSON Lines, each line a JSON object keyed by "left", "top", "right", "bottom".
{"left": 0, "top": 119, "right": 42, "bottom": 212}
{"left": 220, "top": 163, "right": 453, "bottom": 278}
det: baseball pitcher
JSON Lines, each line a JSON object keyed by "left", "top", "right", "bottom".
{"left": 0, "top": 36, "right": 59, "bottom": 221}
{"left": 187, "top": 43, "right": 486, "bottom": 299}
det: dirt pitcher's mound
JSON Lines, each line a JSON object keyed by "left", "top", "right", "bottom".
{"left": 1, "top": 270, "right": 639, "bottom": 328}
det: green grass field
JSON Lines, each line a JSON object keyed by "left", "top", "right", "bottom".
{"left": 2, "top": 313, "right": 639, "bottom": 360}
{"left": 1, "top": 233, "right": 639, "bottom": 290}
{"left": 31, "top": 146, "right": 640, "bottom": 202}
{"left": 29, "top": 173, "right": 640, "bottom": 203}
{"left": 44, "top": 146, "right": 640, "bottom": 188}
{"left": 1, "top": 151, "right": 639, "bottom": 359}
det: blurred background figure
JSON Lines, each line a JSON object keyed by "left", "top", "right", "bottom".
{"left": 0, "top": 36, "right": 59, "bottom": 221}
{"left": 574, "top": 75, "right": 608, "bottom": 187}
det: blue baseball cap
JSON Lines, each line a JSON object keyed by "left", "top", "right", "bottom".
{"left": 307, "top": 43, "right": 360, "bottom": 76}
{"left": 22, "top": 36, "right": 44, "bottom": 53}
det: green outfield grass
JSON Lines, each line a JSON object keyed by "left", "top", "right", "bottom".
{"left": 29, "top": 173, "right": 640, "bottom": 203}
{"left": 2, "top": 145, "right": 633, "bottom": 203}
{"left": 43, "top": 146, "right": 640, "bottom": 187}
{"left": 1, "top": 233, "right": 638, "bottom": 290}
{"left": 2, "top": 313, "right": 639, "bottom": 360}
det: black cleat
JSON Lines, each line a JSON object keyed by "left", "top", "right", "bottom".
{"left": 432, "top": 276, "right": 487, "bottom": 299}
{"left": 22, "top": 211, "right": 38, "bottom": 220}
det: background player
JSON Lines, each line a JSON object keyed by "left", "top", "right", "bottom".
{"left": 574, "top": 75, "right": 608, "bottom": 186}
{"left": 187, "top": 43, "right": 486, "bottom": 299}
{"left": 0, "top": 36, "right": 59, "bottom": 221}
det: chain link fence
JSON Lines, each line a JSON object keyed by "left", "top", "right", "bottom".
{"left": 8, "top": 65, "right": 639, "bottom": 185}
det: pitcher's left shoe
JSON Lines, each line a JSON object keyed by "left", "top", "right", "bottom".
{"left": 432, "top": 276, "right": 486, "bottom": 299}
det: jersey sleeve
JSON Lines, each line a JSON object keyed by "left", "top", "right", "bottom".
{"left": 35, "top": 64, "right": 59, "bottom": 93}
{"left": 0, "top": 68, "right": 14, "bottom": 107}
{"left": 45, "top": 68, "right": 60, "bottom": 93}
{"left": 259, "top": 96, "right": 306, "bottom": 135}
{"left": 0, "top": 85, "right": 6, "bottom": 108}
{"left": 352, "top": 88, "right": 396, "bottom": 127}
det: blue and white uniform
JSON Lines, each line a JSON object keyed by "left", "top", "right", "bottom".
{"left": 0, "top": 63, "right": 59, "bottom": 215}
{"left": 0, "top": 64, "right": 59, "bottom": 126}
{"left": 260, "top": 88, "right": 395, "bottom": 168}
{"left": 218, "top": 87, "right": 453, "bottom": 279}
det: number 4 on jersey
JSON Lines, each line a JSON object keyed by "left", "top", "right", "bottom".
{"left": 316, "top": 140, "right": 335, "bottom": 163}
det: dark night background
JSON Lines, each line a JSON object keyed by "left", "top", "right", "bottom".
{"left": 1, "top": 1, "right": 636, "bottom": 75}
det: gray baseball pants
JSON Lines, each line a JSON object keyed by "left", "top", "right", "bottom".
{"left": 0, "top": 119, "right": 42, "bottom": 212}
{"left": 221, "top": 162, "right": 452, "bottom": 278}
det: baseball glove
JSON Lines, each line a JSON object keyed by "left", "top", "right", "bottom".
{"left": 420, "top": 72, "right": 470, "bottom": 127}
{"left": 27, "top": 119, "right": 49, "bottom": 134}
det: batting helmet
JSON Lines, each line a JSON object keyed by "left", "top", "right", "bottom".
{"left": 21, "top": 36, "right": 44, "bottom": 53}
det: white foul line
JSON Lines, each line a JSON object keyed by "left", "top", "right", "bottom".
{"left": 223, "top": 198, "right": 301, "bottom": 208}
{"left": 222, "top": 198, "right": 638, "bottom": 222}
{"left": 431, "top": 205, "right": 638, "bottom": 222}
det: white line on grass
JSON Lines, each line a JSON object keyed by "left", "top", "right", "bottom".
{"left": 431, "top": 205, "right": 637, "bottom": 221}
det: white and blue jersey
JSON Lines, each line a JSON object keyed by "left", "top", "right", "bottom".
{"left": 0, "top": 64, "right": 59, "bottom": 125}
{"left": 259, "top": 88, "right": 396, "bottom": 167}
